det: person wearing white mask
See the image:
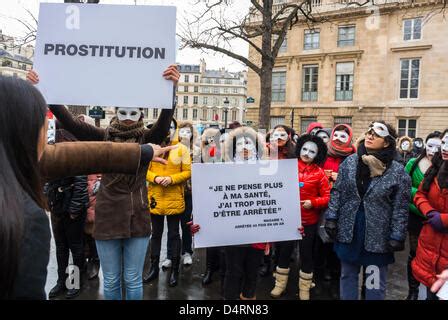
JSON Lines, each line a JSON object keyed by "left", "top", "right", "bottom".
{"left": 270, "top": 134, "right": 330, "bottom": 300}
{"left": 397, "top": 136, "right": 414, "bottom": 165}
{"left": 315, "top": 129, "right": 331, "bottom": 145}
{"left": 404, "top": 131, "right": 442, "bottom": 300}
{"left": 26, "top": 66, "right": 180, "bottom": 300}
{"left": 325, "top": 121, "right": 411, "bottom": 300}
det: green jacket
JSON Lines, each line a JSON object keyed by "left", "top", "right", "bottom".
{"left": 405, "top": 158, "right": 426, "bottom": 218}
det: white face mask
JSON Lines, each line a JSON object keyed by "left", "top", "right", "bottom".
{"left": 271, "top": 130, "right": 289, "bottom": 142}
{"left": 310, "top": 127, "right": 321, "bottom": 135}
{"left": 441, "top": 134, "right": 448, "bottom": 153}
{"left": 179, "top": 127, "right": 192, "bottom": 140}
{"left": 317, "top": 132, "right": 330, "bottom": 144}
{"left": 333, "top": 130, "right": 349, "bottom": 144}
{"left": 401, "top": 140, "right": 410, "bottom": 151}
{"left": 300, "top": 141, "right": 318, "bottom": 161}
{"left": 236, "top": 137, "right": 256, "bottom": 154}
{"left": 414, "top": 140, "right": 423, "bottom": 149}
{"left": 426, "top": 138, "right": 441, "bottom": 156}
{"left": 117, "top": 108, "right": 141, "bottom": 122}
{"left": 169, "top": 122, "right": 176, "bottom": 139}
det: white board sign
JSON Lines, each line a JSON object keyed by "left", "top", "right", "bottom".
{"left": 34, "top": 3, "right": 176, "bottom": 108}
{"left": 192, "top": 159, "right": 301, "bottom": 248}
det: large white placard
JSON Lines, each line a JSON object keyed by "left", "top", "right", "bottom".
{"left": 34, "top": 3, "right": 176, "bottom": 108}
{"left": 192, "top": 159, "right": 301, "bottom": 248}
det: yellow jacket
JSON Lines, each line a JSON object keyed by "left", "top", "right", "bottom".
{"left": 146, "top": 134, "right": 191, "bottom": 215}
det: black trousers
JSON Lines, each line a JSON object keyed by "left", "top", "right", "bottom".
{"left": 276, "top": 224, "right": 317, "bottom": 273}
{"left": 51, "top": 211, "right": 86, "bottom": 283}
{"left": 223, "top": 246, "right": 264, "bottom": 300}
{"left": 167, "top": 194, "right": 193, "bottom": 258}
{"left": 84, "top": 233, "right": 98, "bottom": 260}
{"left": 150, "top": 214, "right": 181, "bottom": 259}
{"left": 314, "top": 237, "right": 341, "bottom": 278}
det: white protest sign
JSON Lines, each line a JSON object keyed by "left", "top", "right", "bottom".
{"left": 437, "top": 282, "right": 448, "bottom": 300}
{"left": 34, "top": 3, "right": 176, "bottom": 108}
{"left": 192, "top": 159, "right": 301, "bottom": 248}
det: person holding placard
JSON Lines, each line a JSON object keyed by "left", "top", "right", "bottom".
{"left": 26, "top": 66, "right": 180, "bottom": 300}
{"left": 324, "top": 121, "right": 411, "bottom": 300}
{"left": 270, "top": 134, "right": 330, "bottom": 300}
{"left": 411, "top": 129, "right": 448, "bottom": 300}
{"left": 0, "top": 76, "right": 176, "bottom": 300}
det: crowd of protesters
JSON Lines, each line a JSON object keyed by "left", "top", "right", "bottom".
{"left": 0, "top": 67, "right": 447, "bottom": 301}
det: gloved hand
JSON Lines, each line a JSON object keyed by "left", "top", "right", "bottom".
{"left": 187, "top": 221, "right": 200, "bottom": 235}
{"left": 387, "top": 239, "right": 405, "bottom": 252}
{"left": 324, "top": 220, "right": 337, "bottom": 240}
{"left": 425, "top": 211, "right": 446, "bottom": 233}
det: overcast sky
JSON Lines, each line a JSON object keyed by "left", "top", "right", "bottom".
{"left": 0, "top": 0, "right": 250, "bottom": 71}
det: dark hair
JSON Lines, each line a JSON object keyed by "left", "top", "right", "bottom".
{"left": 229, "top": 121, "right": 242, "bottom": 130}
{"left": 374, "top": 120, "right": 398, "bottom": 149}
{"left": 0, "top": 76, "right": 47, "bottom": 298}
{"left": 272, "top": 125, "right": 296, "bottom": 158}
{"left": 422, "top": 129, "right": 448, "bottom": 191}
{"left": 295, "top": 134, "right": 328, "bottom": 166}
{"left": 409, "top": 131, "right": 442, "bottom": 177}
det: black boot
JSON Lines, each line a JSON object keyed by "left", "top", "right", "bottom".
{"left": 49, "top": 281, "right": 67, "bottom": 299}
{"left": 65, "top": 274, "right": 83, "bottom": 299}
{"left": 406, "top": 254, "right": 420, "bottom": 300}
{"left": 258, "top": 255, "right": 271, "bottom": 277}
{"left": 168, "top": 257, "right": 180, "bottom": 287}
{"left": 143, "top": 256, "right": 160, "bottom": 283}
{"left": 87, "top": 258, "right": 100, "bottom": 280}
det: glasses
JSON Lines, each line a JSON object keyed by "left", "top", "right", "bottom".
{"left": 365, "top": 129, "right": 382, "bottom": 139}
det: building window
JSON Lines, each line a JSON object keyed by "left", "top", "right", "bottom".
{"left": 398, "top": 119, "right": 417, "bottom": 138}
{"left": 232, "top": 109, "right": 237, "bottom": 121}
{"left": 184, "top": 75, "right": 189, "bottom": 82}
{"left": 335, "top": 62, "right": 354, "bottom": 101}
{"left": 213, "top": 97, "right": 219, "bottom": 106}
{"left": 224, "top": 87, "right": 229, "bottom": 94}
{"left": 273, "top": 34, "right": 287, "bottom": 53}
{"left": 183, "top": 108, "right": 188, "bottom": 120}
{"left": 202, "top": 108, "right": 207, "bottom": 120}
{"left": 403, "top": 18, "right": 422, "bottom": 41}
{"left": 225, "top": 79, "right": 232, "bottom": 85}
{"left": 184, "top": 86, "right": 189, "bottom": 93}
{"left": 174, "top": 109, "right": 178, "bottom": 119}
{"left": 400, "top": 58, "right": 420, "bottom": 99}
{"left": 193, "top": 96, "right": 198, "bottom": 105}
{"left": 338, "top": 26, "right": 355, "bottom": 47}
{"left": 334, "top": 117, "right": 352, "bottom": 126}
{"left": 213, "top": 87, "right": 220, "bottom": 94}
{"left": 270, "top": 116, "right": 285, "bottom": 129}
{"left": 152, "top": 108, "right": 159, "bottom": 119}
{"left": 232, "top": 87, "right": 238, "bottom": 94}
{"left": 183, "top": 96, "right": 189, "bottom": 104}
{"left": 193, "top": 109, "right": 198, "bottom": 120}
{"left": 301, "top": 117, "right": 317, "bottom": 135}
{"left": 215, "top": 78, "right": 220, "bottom": 84}
{"left": 302, "top": 65, "right": 318, "bottom": 101}
{"left": 202, "top": 87, "right": 210, "bottom": 93}
{"left": 272, "top": 71, "right": 286, "bottom": 102}
{"left": 304, "top": 29, "right": 320, "bottom": 50}
{"left": 194, "top": 75, "right": 199, "bottom": 83}
{"left": 194, "top": 86, "right": 198, "bottom": 93}
{"left": 203, "top": 96, "right": 208, "bottom": 105}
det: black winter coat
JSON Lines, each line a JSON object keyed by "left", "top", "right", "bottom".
{"left": 45, "top": 176, "right": 88, "bottom": 217}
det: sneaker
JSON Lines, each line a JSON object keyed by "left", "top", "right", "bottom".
{"left": 161, "top": 259, "right": 172, "bottom": 269}
{"left": 183, "top": 253, "right": 193, "bottom": 266}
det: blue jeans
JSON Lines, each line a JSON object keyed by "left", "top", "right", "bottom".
{"left": 340, "top": 261, "right": 388, "bottom": 300}
{"left": 96, "top": 237, "right": 150, "bottom": 300}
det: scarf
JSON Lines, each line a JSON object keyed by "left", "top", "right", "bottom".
{"left": 356, "top": 140, "right": 395, "bottom": 197}
{"left": 438, "top": 161, "right": 448, "bottom": 189}
{"left": 107, "top": 116, "right": 146, "bottom": 142}
{"left": 327, "top": 140, "right": 356, "bottom": 158}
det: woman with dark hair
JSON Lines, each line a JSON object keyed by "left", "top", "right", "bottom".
{"left": 267, "top": 125, "right": 296, "bottom": 160}
{"left": 325, "top": 121, "right": 411, "bottom": 300}
{"left": 412, "top": 129, "right": 448, "bottom": 300}
{"left": 0, "top": 76, "right": 174, "bottom": 299}
{"left": 28, "top": 66, "right": 179, "bottom": 300}
{"left": 270, "top": 134, "right": 330, "bottom": 300}
{"left": 404, "top": 131, "right": 442, "bottom": 300}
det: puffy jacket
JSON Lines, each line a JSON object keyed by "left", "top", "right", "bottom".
{"left": 298, "top": 160, "right": 331, "bottom": 226}
{"left": 147, "top": 133, "right": 192, "bottom": 215}
{"left": 45, "top": 175, "right": 88, "bottom": 217}
{"left": 412, "top": 179, "right": 448, "bottom": 288}
{"left": 85, "top": 174, "right": 101, "bottom": 235}
{"left": 405, "top": 158, "right": 426, "bottom": 218}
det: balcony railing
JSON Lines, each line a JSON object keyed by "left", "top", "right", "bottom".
{"left": 302, "top": 90, "right": 318, "bottom": 101}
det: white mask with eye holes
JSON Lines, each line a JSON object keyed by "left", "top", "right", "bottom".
{"left": 236, "top": 137, "right": 257, "bottom": 154}
{"left": 178, "top": 127, "right": 192, "bottom": 140}
{"left": 317, "top": 132, "right": 330, "bottom": 144}
{"left": 401, "top": 140, "right": 411, "bottom": 152}
{"left": 117, "top": 108, "right": 141, "bottom": 122}
{"left": 332, "top": 130, "right": 349, "bottom": 144}
{"left": 271, "top": 130, "right": 289, "bottom": 142}
{"left": 169, "top": 122, "right": 176, "bottom": 139}
{"left": 426, "top": 138, "right": 441, "bottom": 156}
{"left": 300, "top": 141, "right": 318, "bottom": 161}
{"left": 414, "top": 140, "right": 423, "bottom": 149}
{"left": 442, "top": 134, "right": 448, "bottom": 153}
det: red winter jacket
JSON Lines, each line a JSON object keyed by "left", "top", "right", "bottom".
{"left": 322, "top": 156, "right": 343, "bottom": 173}
{"left": 298, "top": 160, "right": 331, "bottom": 226}
{"left": 412, "top": 179, "right": 448, "bottom": 288}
